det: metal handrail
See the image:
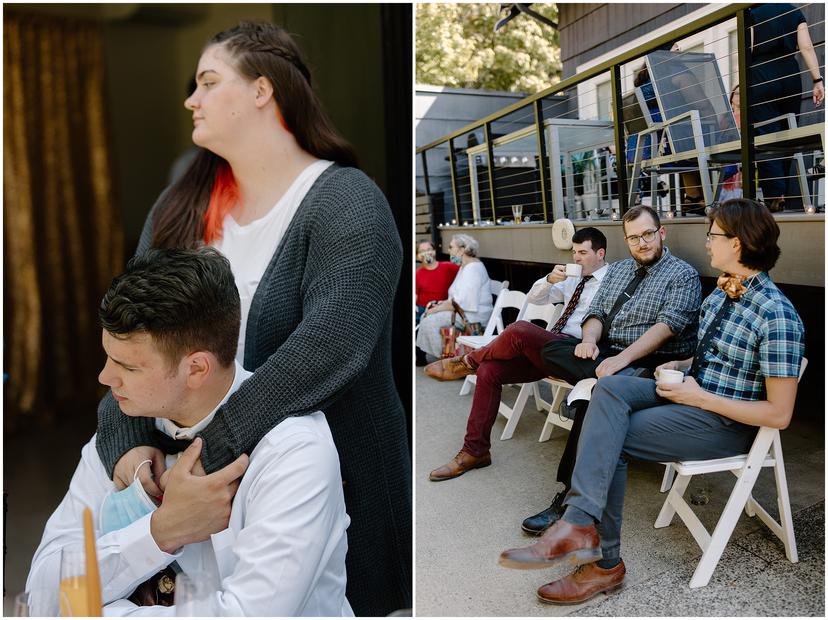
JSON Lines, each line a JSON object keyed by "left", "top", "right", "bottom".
{"left": 416, "top": 3, "right": 754, "bottom": 154}
{"left": 419, "top": 2, "right": 824, "bottom": 226}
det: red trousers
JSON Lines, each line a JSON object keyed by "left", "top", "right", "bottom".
{"left": 462, "top": 321, "right": 571, "bottom": 457}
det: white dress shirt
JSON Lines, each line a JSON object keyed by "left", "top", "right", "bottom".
{"left": 448, "top": 260, "right": 493, "bottom": 324}
{"left": 26, "top": 361, "right": 353, "bottom": 617}
{"left": 526, "top": 264, "right": 608, "bottom": 338}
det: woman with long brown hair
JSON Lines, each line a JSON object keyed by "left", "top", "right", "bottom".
{"left": 94, "top": 21, "right": 410, "bottom": 616}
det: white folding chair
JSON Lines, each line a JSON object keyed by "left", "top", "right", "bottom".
{"left": 457, "top": 287, "right": 526, "bottom": 396}
{"left": 489, "top": 280, "right": 508, "bottom": 333}
{"left": 490, "top": 279, "right": 507, "bottom": 295}
{"left": 654, "top": 358, "right": 807, "bottom": 589}
{"left": 495, "top": 302, "right": 562, "bottom": 440}
{"left": 537, "top": 376, "right": 576, "bottom": 441}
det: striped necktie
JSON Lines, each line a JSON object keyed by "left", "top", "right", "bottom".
{"left": 550, "top": 275, "right": 592, "bottom": 334}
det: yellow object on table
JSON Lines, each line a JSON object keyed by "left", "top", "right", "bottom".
{"left": 84, "top": 507, "right": 103, "bottom": 616}
{"left": 59, "top": 575, "right": 90, "bottom": 616}
{"left": 59, "top": 507, "right": 102, "bottom": 616}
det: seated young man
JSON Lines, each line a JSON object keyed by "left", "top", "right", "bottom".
{"left": 499, "top": 199, "right": 804, "bottom": 605}
{"left": 26, "top": 248, "right": 353, "bottom": 616}
{"left": 423, "top": 227, "right": 609, "bottom": 481}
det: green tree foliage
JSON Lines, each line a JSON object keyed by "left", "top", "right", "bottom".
{"left": 416, "top": 3, "right": 561, "bottom": 93}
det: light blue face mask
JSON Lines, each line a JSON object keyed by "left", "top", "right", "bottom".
{"left": 450, "top": 254, "right": 463, "bottom": 266}
{"left": 99, "top": 460, "right": 158, "bottom": 535}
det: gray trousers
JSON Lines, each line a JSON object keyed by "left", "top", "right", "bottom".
{"left": 565, "top": 375, "right": 757, "bottom": 561}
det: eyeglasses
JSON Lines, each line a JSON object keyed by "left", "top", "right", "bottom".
{"left": 624, "top": 229, "right": 659, "bottom": 246}
{"left": 706, "top": 232, "right": 731, "bottom": 242}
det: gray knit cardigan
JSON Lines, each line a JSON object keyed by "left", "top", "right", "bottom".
{"left": 95, "top": 165, "right": 411, "bottom": 616}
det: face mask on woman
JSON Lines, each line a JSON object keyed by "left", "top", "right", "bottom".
{"left": 419, "top": 252, "right": 435, "bottom": 264}
{"left": 450, "top": 254, "right": 463, "bottom": 266}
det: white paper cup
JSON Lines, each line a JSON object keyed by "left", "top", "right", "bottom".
{"left": 656, "top": 368, "right": 684, "bottom": 385}
{"left": 565, "top": 263, "right": 583, "bottom": 277}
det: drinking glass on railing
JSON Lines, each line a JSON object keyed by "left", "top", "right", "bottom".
{"left": 511, "top": 204, "right": 523, "bottom": 224}
{"left": 59, "top": 545, "right": 90, "bottom": 616}
{"left": 175, "top": 571, "right": 218, "bottom": 616}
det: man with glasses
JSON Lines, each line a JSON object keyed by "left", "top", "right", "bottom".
{"left": 521, "top": 205, "right": 701, "bottom": 536}
{"left": 500, "top": 198, "right": 803, "bottom": 605}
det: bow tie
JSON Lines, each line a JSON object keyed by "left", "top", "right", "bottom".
{"left": 717, "top": 273, "right": 751, "bottom": 299}
{"left": 153, "top": 428, "right": 194, "bottom": 455}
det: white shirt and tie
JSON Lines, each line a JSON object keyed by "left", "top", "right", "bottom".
{"left": 26, "top": 361, "right": 353, "bottom": 617}
{"left": 526, "top": 264, "right": 609, "bottom": 338}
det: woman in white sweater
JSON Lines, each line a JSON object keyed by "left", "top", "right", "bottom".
{"left": 416, "top": 233, "right": 492, "bottom": 359}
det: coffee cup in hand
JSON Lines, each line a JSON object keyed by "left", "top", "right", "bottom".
{"left": 565, "top": 263, "right": 583, "bottom": 278}
{"left": 656, "top": 368, "right": 684, "bottom": 385}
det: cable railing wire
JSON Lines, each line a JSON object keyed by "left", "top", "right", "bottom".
{"left": 421, "top": 10, "right": 825, "bottom": 223}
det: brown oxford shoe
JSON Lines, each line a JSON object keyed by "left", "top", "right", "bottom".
{"left": 424, "top": 355, "right": 475, "bottom": 381}
{"left": 498, "top": 519, "right": 601, "bottom": 569}
{"left": 537, "top": 560, "right": 625, "bottom": 605}
{"left": 428, "top": 450, "right": 491, "bottom": 481}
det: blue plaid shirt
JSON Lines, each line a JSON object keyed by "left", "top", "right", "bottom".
{"left": 586, "top": 248, "right": 701, "bottom": 356}
{"left": 695, "top": 272, "right": 804, "bottom": 401}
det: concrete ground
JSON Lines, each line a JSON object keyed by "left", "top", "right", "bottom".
{"left": 415, "top": 371, "right": 825, "bottom": 617}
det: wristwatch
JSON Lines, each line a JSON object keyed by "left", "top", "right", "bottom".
{"left": 814, "top": 76, "right": 824, "bottom": 84}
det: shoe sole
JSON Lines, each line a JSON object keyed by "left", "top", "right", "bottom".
{"left": 536, "top": 581, "right": 624, "bottom": 605}
{"left": 498, "top": 547, "right": 602, "bottom": 570}
{"left": 423, "top": 369, "right": 473, "bottom": 382}
{"left": 520, "top": 523, "right": 552, "bottom": 536}
{"left": 428, "top": 458, "right": 491, "bottom": 481}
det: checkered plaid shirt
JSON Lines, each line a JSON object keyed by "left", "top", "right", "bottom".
{"left": 585, "top": 248, "right": 701, "bottom": 356}
{"left": 695, "top": 272, "right": 804, "bottom": 401}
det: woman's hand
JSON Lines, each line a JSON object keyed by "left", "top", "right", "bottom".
{"left": 813, "top": 81, "right": 824, "bottom": 107}
{"left": 655, "top": 357, "right": 692, "bottom": 377}
{"left": 425, "top": 300, "right": 450, "bottom": 315}
{"left": 655, "top": 375, "right": 706, "bottom": 408}
{"left": 113, "top": 446, "right": 166, "bottom": 499}
{"left": 654, "top": 360, "right": 679, "bottom": 376}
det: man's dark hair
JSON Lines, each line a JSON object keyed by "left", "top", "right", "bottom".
{"left": 99, "top": 248, "right": 241, "bottom": 368}
{"left": 708, "top": 198, "right": 781, "bottom": 272}
{"left": 572, "top": 227, "right": 607, "bottom": 252}
{"left": 622, "top": 205, "right": 661, "bottom": 233}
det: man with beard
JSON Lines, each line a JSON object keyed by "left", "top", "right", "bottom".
{"left": 521, "top": 206, "right": 701, "bottom": 536}
{"left": 500, "top": 199, "right": 803, "bottom": 605}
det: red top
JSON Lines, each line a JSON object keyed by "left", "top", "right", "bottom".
{"left": 416, "top": 261, "right": 460, "bottom": 307}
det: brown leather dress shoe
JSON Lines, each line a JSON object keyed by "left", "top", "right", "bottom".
{"left": 537, "top": 560, "right": 625, "bottom": 605}
{"left": 428, "top": 450, "right": 491, "bottom": 481}
{"left": 498, "top": 519, "right": 601, "bottom": 569}
{"left": 424, "top": 355, "right": 475, "bottom": 381}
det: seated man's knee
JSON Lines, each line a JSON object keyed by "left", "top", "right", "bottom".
{"left": 475, "top": 361, "right": 500, "bottom": 384}
{"left": 595, "top": 374, "right": 631, "bottom": 394}
{"left": 503, "top": 320, "right": 533, "bottom": 336}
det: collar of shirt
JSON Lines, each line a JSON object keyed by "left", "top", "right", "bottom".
{"left": 156, "top": 360, "right": 253, "bottom": 440}
{"left": 588, "top": 263, "right": 609, "bottom": 283}
{"left": 739, "top": 270, "right": 770, "bottom": 299}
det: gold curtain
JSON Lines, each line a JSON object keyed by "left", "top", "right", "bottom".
{"left": 4, "top": 12, "right": 123, "bottom": 429}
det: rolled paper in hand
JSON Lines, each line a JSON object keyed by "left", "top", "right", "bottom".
{"left": 83, "top": 507, "right": 103, "bottom": 616}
